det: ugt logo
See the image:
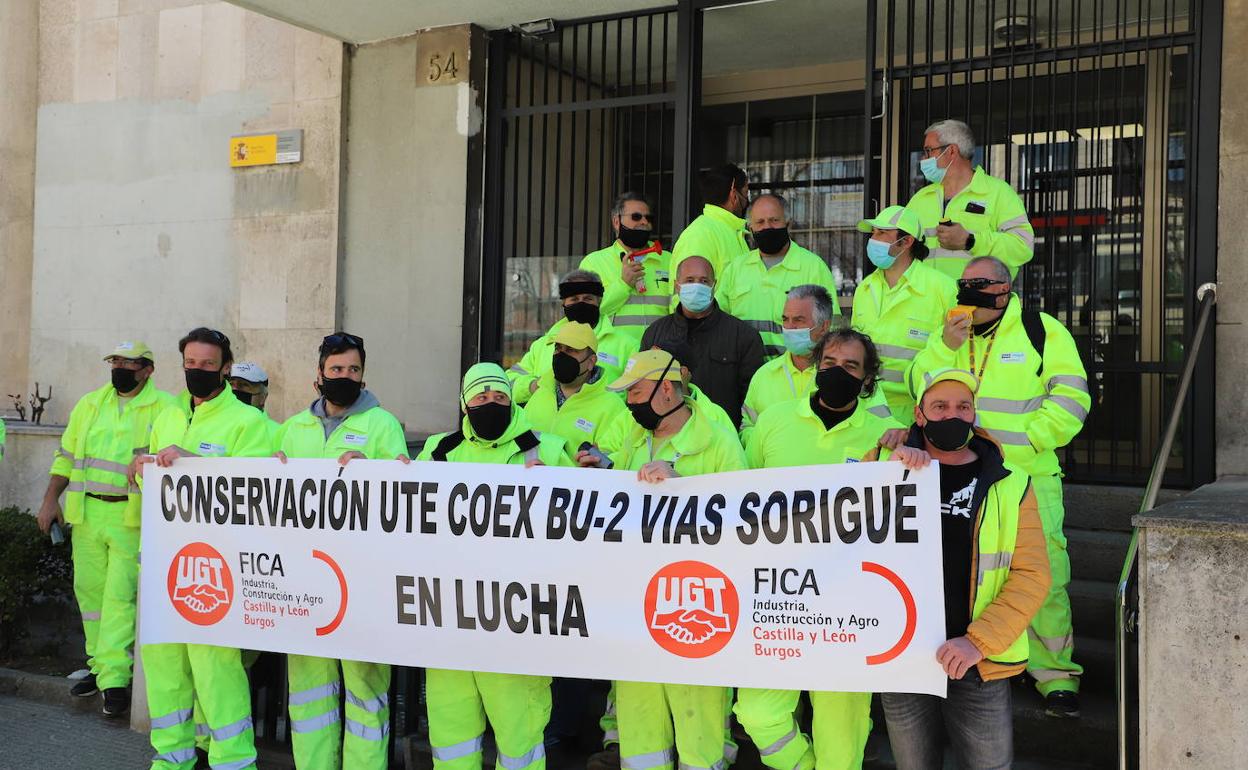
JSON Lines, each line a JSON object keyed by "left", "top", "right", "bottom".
{"left": 644, "top": 561, "right": 738, "bottom": 658}
{"left": 166, "top": 543, "right": 234, "bottom": 626}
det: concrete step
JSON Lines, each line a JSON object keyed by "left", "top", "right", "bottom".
{"left": 1070, "top": 578, "right": 1117, "bottom": 641}
{"left": 1011, "top": 680, "right": 1118, "bottom": 768}
{"left": 1073, "top": 635, "right": 1116, "bottom": 695}
{"left": 1068, "top": 527, "right": 1132, "bottom": 584}
{"left": 1063, "top": 483, "right": 1186, "bottom": 533}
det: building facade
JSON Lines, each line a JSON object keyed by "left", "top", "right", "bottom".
{"left": 0, "top": 0, "right": 1242, "bottom": 503}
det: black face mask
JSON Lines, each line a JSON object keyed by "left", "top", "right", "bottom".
{"left": 185, "top": 367, "right": 224, "bottom": 399}
{"left": 957, "top": 286, "right": 1008, "bottom": 310}
{"left": 319, "top": 376, "right": 362, "bottom": 408}
{"left": 552, "top": 351, "right": 588, "bottom": 385}
{"left": 627, "top": 359, "right": 684, "bottom": 431}
{"left": 753, "top": 226, "right": 790, "bottom": 255}
{"left": 232, "top": 388, "right": 254, "bottom": 407}
{"left": 112, "top": 368, "right": 139, "bottom": 394}
{"left": 814, "top": 366, "right": 863, "bottom": 410}
{"left": 922, "top": 415, "right": 974, "bottom": 451}
{"left": 467, "top": 401, "right": 511, "bottom": 441}
{"left": 564, "top": 302, "right": 601, "bottom": 328}
{"left": 618, "top": 226, "right": 651, "bottom": 250}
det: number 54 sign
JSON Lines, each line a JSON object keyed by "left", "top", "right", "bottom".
{"left": 417, "top": 28, "right": 468, "bottom": 87}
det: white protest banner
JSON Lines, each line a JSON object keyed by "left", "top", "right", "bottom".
{"left": 140, "top": 458, "right": 947, "bottom": 696}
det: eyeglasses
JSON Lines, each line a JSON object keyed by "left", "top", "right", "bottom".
{"left": 322, "top": 332, "right": 364, "bottom": 348}
{"left": 921, "top": 144, "right": 950, "bottom": 158}
{"left": 957, "top": 277, "right": 1009, "bottom": 290}
{"left": 107, "top": 358, "right": 147, "bottom": 370}
{"left": 622, "top": 212, "right": 652, "bottom": 222}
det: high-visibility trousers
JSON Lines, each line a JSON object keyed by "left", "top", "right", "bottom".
{"left": 142, "top": 643, "right": 256, "bottom": 770}
{"left": 604, "top": 684, "right": 737, "bottom": 764}
{"left": 194, "top": 652, "right": 260, "bottom": 753}
{"left": 72, "top": 497, "right": 140, "bottom": 690}
{"left": 426, "top": 669, "right": 551, "bottom": 770}
{"left": 287, "top": 654, "right": 391, "bottom": 770}
{"left": 600, "top": 683, "right": 619, "bottom": 747}
{"left": 1027, "top": 474, "right": 1082, "bottom": 695}
{"left": 616, "top": 681, "right": 735, "bottom": 770}
{"left": 734, "top": 689, "right": 871, "bottom": 770}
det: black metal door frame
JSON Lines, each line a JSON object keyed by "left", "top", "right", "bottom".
{"left": 864, "top": 0, "right": 1219, "bottom": 487}
{"left": 478, "top": 3, "right": 701, "bottom": 367}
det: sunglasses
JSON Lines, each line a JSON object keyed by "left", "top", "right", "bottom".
{"left": 322, "top": 332, "right": 364, "bottom": 348}
{"left": 622, "top": 212, "right": 652, "bottom": 222}
{"left": 957, "top": 277, "right": 1009, "bottom": 290}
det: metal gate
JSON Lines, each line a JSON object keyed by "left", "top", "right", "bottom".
{"left": 866, "top": 0, "right": 1219, "bottom": 486}
{"left": 481, "top": 7, "right": 692, "bottom": 369}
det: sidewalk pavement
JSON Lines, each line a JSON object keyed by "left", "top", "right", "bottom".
{"left": 0, "top": 693, "right": 151, "bottom": 769}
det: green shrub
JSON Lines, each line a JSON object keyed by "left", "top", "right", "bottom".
{"left": 0, "top": 506, "right": 74, "bottom": 652}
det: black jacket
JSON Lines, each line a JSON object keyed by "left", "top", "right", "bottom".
{"left": 640, "top": 302, "right": 765, "bottom": 429}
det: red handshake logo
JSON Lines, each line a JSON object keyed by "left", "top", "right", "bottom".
{"left": 651, "top": 607, "right": 732, "bottom": 644}
{"left": 173, "top": 582, "right": 229, "bottom": 614}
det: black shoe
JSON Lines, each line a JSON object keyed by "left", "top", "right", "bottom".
{"left": 69, "top": 673, "right": 98, "bottom": 698}
{"left": 587, "top": 744, "right": 621, "bottom": 770}
{"left": 1044, "top": 690, "right": 1081, "bottom": 718}
{"left": 194, "top": 747, "right": 210, "bottom": 769}
{"left": 102, "top": 687, "right": 130, "bottom": 717}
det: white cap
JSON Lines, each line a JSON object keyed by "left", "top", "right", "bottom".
{"left": 229, "top": 362, "right": 269, "bottom": 384}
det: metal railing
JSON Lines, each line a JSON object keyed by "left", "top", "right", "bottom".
{"left": 1115, "top": 281, "right": 1217, "bottom": 770}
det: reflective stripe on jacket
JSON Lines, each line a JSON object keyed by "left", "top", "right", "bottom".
{"left": 717, "top": 243, "right": 840, "bottom": 359}
{"left": 906, "top": 298, "right": 1090, "bottom": 477}
{"left": 851, "top": 258, "right": 958, "bottom": 423}
{"left": 50, "top": 380, "right": 175, "bottom": 527}
{"left": 579, "top": 242, "right": 672, "bottom": 345}
{"left": 902, "top": 426, "right": 1051, "bottom": 680}
{"left": 905, "top": 166, "right": 1035, "bottom": 280}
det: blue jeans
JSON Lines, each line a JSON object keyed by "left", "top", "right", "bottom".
{"left": 880, "top": 672, "right": 1012, "bottom": 770}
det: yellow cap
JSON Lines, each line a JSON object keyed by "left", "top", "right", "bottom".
{"left": 607, "top": 350, "right": 683, "bottom": 392}
{"left": 915, "top": 367, "right": 980, "bottom": 403}
{"left": 553, "top": 322, "right": 598, "bottom": 353}
{"left": 103, "top": 341, "right": 154, "bottom": 363}
{"left": 857, "top": 205, "right": 923, "bottom": 241}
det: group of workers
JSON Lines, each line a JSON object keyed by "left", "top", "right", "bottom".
{"left": 24, "top": 118, "right": 1089, "bottom": 770}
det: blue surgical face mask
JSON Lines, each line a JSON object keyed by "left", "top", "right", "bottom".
{"left": 782, "top": 327, "right": 815, "bottom": 356}
{"left": 920, "top": 146, "right": 950, "bottom": 184}
{"left": 679, "top": 282, "right": 714, "bottom": 313}
{"left": 866, "top": 238, "right": 897, "bottom": 269}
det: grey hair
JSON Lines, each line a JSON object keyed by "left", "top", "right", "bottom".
{"left": 925, "top": 119, "right": 976, "bottom": 159}
{"left": 786, "top": 284, "right": 834, "bottom": 328}
{"left": 966, "top": 256, "right": 1011, "bottom": 286}
{"left": 611, "top": 191, "right": 651, "bottom": 219}
{"left": 561, "top": 268, "right": 602, "bottom": 284}
{"left": 746, "top": 193, "right": 788, "bottom": 220}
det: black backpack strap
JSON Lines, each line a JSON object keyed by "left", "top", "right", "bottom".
{"left": 1021, "top": 310, "right": 1047, "bottom": 377}
{"left": 513, "top": 430, "right": 541, "bottom": 453}
{"left": 430, "top": 431, "right": 465, "bottom": 462}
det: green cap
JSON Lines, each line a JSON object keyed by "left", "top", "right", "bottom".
{"left": 461, "top": 362, "right": 512, "bottom": 405}
{"left": 857, "top": 205, "right": 922, "bottom": 241}
{"left": 103, "top": 341, "right": 154, "bottom": 363}
{"left": 915, "top": 367, "right": 980, "bottom": 403}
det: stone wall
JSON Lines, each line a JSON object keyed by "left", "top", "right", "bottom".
{"left": 0, "top": 423, "right": 64, "bottom": 514}
{"left": 1136, "top": 478, "right": 1248, "bottom": 767}
{"left": 25, "top": 0, "right": 344, "bottom": 426}
{"left": 1218, "top": 2, "right": 1248, "bottom": 475}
